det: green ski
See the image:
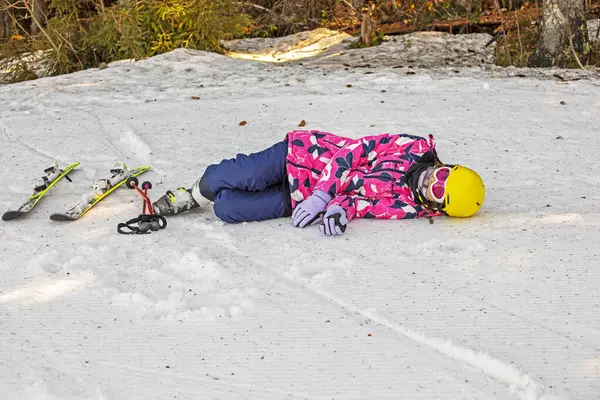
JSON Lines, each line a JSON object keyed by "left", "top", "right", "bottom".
{"left": 2, "top": 161, "right": 80, "bottom": 221}
{"left": 50, "top": 163, "right": 150, "bottom": 221}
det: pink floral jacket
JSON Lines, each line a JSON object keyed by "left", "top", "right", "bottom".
{"left": 285, "top": 130, "right": 442, "bottom": 222}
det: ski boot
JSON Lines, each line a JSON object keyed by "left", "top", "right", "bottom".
{"left": 152, "top": 187, "right": 200, "bottom": 216}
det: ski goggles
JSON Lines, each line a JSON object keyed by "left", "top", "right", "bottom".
{"left": 428, "top": 166, "right": 451, "bottom": 203}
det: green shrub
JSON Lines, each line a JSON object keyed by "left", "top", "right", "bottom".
{"left": 1, "top": 0, "right": 252, "bottom": 82}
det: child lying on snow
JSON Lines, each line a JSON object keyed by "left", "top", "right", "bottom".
{"left": 151, "top": 130, "right": 485, "bottom": 236}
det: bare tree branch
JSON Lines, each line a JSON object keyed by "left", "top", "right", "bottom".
{"left": 21, "top": 0, "right": 60, "bottom": 55}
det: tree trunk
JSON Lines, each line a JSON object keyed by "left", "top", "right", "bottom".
{"left": 360, "top": 12, "right": 374, "bottom": 46}
{"left": 30, "top": 0, "right": 50, "bottom": 35}
{"left": 528, "top": 0, "right": 588, "bottom": 67}
{"left": 0, "top": 0, "right": 15, "bottom": 38}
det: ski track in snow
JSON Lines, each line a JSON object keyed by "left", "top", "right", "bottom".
{"left": 196, "top": 227, "right": 547, "bottom": 400}
{"left": 1, "top": 49, "right": 600, "bottom": 400}
{"left": 0, "top": 119, "right": 61, "bottom": 162}
{"left": 77, "top": 107, "right": 159, "bottom": 173}
{"left": 1, "top": 344, "right": 329, "bottom": 400}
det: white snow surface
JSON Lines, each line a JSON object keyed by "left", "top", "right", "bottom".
{"left": 1, "top": 48, "right": 599, "bottom": 400}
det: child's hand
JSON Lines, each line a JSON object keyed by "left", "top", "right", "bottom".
{"left": 292, "top": 190, "right": 331, "bottom": 228}
{"left": 319, "top": 205, "right": 348, "bottom": 236}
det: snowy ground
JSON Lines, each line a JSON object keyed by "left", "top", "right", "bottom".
{"left": 1, "top": 49, "right": 599, "bottom": 400}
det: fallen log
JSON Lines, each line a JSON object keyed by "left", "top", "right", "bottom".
{"left": 342, "top": 5, "right": 600, "bottom": 37}
{"left": 373, "top": 7, "right": 541, "bottom": 35}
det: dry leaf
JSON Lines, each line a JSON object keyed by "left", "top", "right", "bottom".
{"left": 299, "top": 120, "right": 306, "bottom": 127}
{"left": 191, "top": 96, "right": 200, "bottom": 100}
{"left": 239, "top": 120, "right": 247, "bottom": 126}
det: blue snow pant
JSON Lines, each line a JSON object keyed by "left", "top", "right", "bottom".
{"left": 198, "top": 140, "right": 292, "bottom": 223}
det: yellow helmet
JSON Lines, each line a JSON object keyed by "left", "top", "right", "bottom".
{"left": 442, "top": 165, "right": 485, "bottom": 218}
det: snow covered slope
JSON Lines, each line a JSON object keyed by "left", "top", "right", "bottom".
{"left": 1, "top": 49, "right": 599, "bottom": 400}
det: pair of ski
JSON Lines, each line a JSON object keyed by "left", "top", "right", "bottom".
{"left": 2, "top": 162, "right": 150, "bottom": 221}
